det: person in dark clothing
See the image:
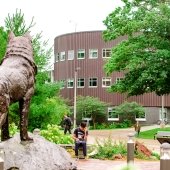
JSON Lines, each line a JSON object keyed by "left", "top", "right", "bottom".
{"left": 73, "top": 122, "right": 88, "bottom": 159}
{"left": 63, "top": 115, "right": 72, "bottom": 135}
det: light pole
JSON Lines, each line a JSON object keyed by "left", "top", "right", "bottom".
{"left": 73, "top": 67, "right": 80, "bottom": 129}
{"left": 161, "top": 95, "right": 165, "bottom": 128}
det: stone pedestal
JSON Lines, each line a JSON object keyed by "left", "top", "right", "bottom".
{"left": 2, "top": 133, "right": 77, "bottom": 170}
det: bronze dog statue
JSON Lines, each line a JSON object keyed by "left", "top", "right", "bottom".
{"left": 0, "top": 32, "right": 37, "bottom": 142}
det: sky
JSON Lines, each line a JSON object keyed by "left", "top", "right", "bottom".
{"left": 0, "top": 0, "right": 123, "bottom": 67}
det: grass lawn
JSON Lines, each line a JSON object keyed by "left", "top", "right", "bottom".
{"left": 137, "top": 126, "right": 170, "bottom": 139}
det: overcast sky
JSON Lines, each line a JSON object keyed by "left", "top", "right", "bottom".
{"left": 0, "top": 0, "right": 123, "bottom": 66}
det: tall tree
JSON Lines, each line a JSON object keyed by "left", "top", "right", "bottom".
{"left": 103, "top": 0, "right": 170, "bottom": 96}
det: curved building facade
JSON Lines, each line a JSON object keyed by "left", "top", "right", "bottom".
{"left": 54, "top": 30, "right": 170, "bottom": 124}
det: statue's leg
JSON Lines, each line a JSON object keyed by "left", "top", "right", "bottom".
{"left": 19, "top": 98, "right": 33, "bottom": 142}
{"left": 0, "top": 96, "right": 10, "bottom": 141}
{"left": 1, "top": 114, "right": 10, "bottom": 141}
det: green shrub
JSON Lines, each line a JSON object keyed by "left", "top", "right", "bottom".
{"left": 89, "top": 136, "right": 160, "bottom": 161}
{"left": 89, "top": 120, "right": 132, "bottom": 130}
{"left": 40, "top": 124, "right": 74, "bottom": 144}
{"left": 90, "top": 136, "right": 127, "bottom": 160}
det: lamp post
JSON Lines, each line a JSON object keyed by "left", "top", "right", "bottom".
{"left": 73, "top": 67, "right": 80, "bottom": 129}
{"left": 161, "top": 95, "right": 165, "bottom": 128}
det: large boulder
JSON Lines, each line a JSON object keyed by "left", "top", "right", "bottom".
{"left": 1, "top": 133, "right": 77, "bottom": 170}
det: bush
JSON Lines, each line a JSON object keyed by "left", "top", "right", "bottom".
{"left": 90, "top": 120, "right": 132, "bottom": 130}
{"left": 40, "top": 124, "right": 74, "bottom": 144}
{"left": 90, "top": 136, "right": 127, "bottom": 160}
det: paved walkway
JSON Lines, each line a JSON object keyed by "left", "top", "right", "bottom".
{"left": 76, "top": 159, "right": 160, "bottom": 170}
{"left": 75, "top": 124, "right": 166, "bottom": 170}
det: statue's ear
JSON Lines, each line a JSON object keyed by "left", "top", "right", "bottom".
{"left": 23, "top": 32, "right": 32, "bottom": 41}
{"left": 8, "top": 31, "right": 15, "bottom": 41}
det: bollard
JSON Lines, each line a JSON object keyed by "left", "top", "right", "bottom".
{"left": 160, "top": 143, "right": 170, "bottom": 170}
{"left": 0, "top": 143, "right": 4, "bottom": 170}
{"left": 127, "top": 133, "right": 135, "bottom": 164}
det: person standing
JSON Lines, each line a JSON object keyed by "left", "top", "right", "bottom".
{"left": 72, "top": 122, "right": 88, "bottom": 159}
{"left": 63, "top": 115, "right": 72, "bottom": 135}
{"left": 134, "top": 121, "right": 141, "bottom": 137}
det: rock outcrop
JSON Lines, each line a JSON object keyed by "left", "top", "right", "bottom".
{"left": 1, "top": 133, "right": 77, "bottom": 170}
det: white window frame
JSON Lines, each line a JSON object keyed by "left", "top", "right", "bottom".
{"left": 135, "top": 112, "right": 146, "bottom": 121}
{"left": 102, "top": 77, "right": 111, "bottom": 87}
{"left": 77, "top": 78, "right": 85, "bottom": 88}
{"left": 102, "top": 48, "right": 111, "bottom": 58}
{"left": 60, "top": 51, "right": 65, "bottom": 61}
{"left": 77, "top": 49, "right": 85, "bottom": 59}
{"left": 89, "top": 49, "right": 98, "bottom": 59}
{"left": 60, "top": 80, "right": 65, "bottom": 89}
{"left": 68, "top": 50, "right": 74, "bottom": 60}
{"left": 116, "top": 77, "right": 124, "bottom": 83}
{"left": 89, "top": 77, "right": 97, "bottom": 87}
{"left": 55, "top": 52, "right": 60, "bottom": 62}
{"left": 108, "top": 107, "right": 119, "bottom": 121}
{"left": 67, "top": 79, "right": 74, "bottom": 88}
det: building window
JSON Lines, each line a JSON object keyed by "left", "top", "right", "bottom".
{"left": 55, "top": 53, "right": 60, "bottom": 62}
{"left": 89, "top": 49, "right": 98, "bottom": 59}
{"left": 102, "top": 77, "right": 111, "bottom": 87}
{"left": 67, "top": 79, "right": 74, "bottom": 88}
{"left": 102, "top": 48, "right": 111, "bottom": 58}
{"left": 116, "top": 77, "right": 124, "bottom": 83}
{"left": 108, "top": 107, "right": 119, "bottom": 121}
{"left": 77, "top": 78, "right": 85, "bottom": 88}
{"left": 136, "top": 112, "right": 146, "bottom": 121}
{"left": 77, "top": 49, "right": 85, "bottom": 59}
{"left": 60, "top": 51, "right": 65, "bottom": 61}
{"left": 60, "top": 80, "right": 65, "bottom": 89}
{"left": 68, "top": 50, "right": 74, "bottom": 60}
{"left": 89, "top": 77, "right": 97, "bottom": 87}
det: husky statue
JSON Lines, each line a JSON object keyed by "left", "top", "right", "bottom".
{"left": 0, "top": 32, "right": 37, "bottom": 142}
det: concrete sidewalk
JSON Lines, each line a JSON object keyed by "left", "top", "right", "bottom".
{"left": 76, "top": 159, "right": 160, "bottom": 170}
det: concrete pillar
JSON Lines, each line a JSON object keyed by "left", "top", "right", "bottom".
{"left": 160, "top": 143, "right": 170, "bottom": 170}
{"left": 127, "top": 133, "right": 135, "bottom": 164}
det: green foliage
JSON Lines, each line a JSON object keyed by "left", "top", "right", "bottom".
{"left": 29, "top": 88, "right": 70, "bottom": 131}
{"left": 0, "top": 27, "right": 7, "bottom": 61}
{"left": 9, "top": 122, "right": 19, "bottom": 136}
{"left": 90, "top": 136, "right": 127, "bottom": 160}
{"left": 90, "top": 135, "right": 159, "bottom": 161}
{"left": 114, "top": 101, "right": 145, "bottom": 123}
{"left": 5, "top": 9, "right": 35, "bottom": 36}
{"left": 90, "top": 120, "right": 132, "bottom": 130}
{"left": 76, "top": 95, "right": 107, "bottom": 128}
{"left": 40, "top": 124, "right": 74, "bottom": 144}
{"left": 103, "top": 0, "right": 170, "bottom": 96}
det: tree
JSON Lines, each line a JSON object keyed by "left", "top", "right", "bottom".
{"left": 113, "top": 101, "right": 145, "bottom": 123}
{"left": 76, "top": 96, "right": 107, "bottom": 128}
{"left": 3, "top": 9, "right": 68, "bottom": 130}
{"left": 103, "top": 0, "right": 170, "bottom": 96}
{"left": 0, "top": 27, "right": 7, "bottom": 60}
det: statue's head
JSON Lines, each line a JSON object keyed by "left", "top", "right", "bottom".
{"left": 5, "top": 31, "right": 37, "bottom": 75}
{"left": 8, "top": 32, "right": 33, "bottom": 53}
